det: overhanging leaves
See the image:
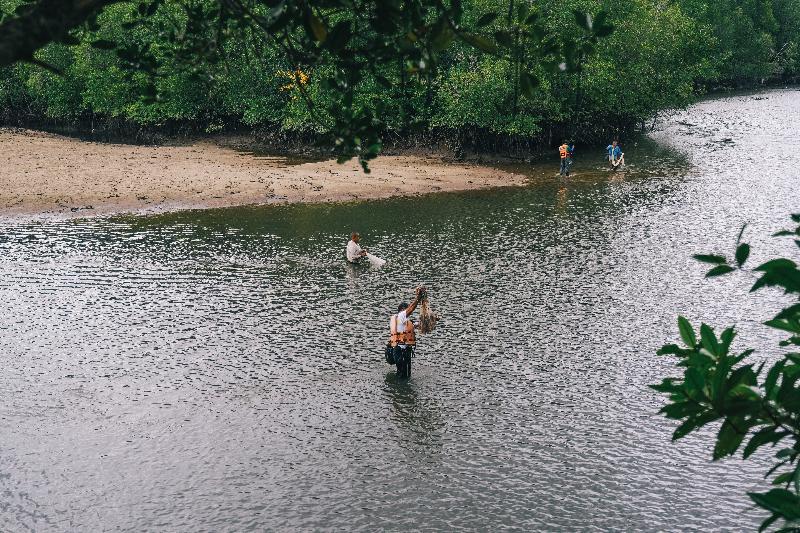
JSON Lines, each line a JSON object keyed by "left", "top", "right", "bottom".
{"left": 748, "top": 489, "right": 800, "bottom": 521}
{"left": 654, "top": 214, "right": 800, "bottom": 529}
{"left": 713, "top": 418, "right": 747, "bottom": 459}
{"left": 678, "top": 316, "right": 697, "bottom": 348}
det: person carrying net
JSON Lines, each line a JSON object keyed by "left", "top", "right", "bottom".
{"left": 387, "top": 287, "right": 424, "bottom": 378}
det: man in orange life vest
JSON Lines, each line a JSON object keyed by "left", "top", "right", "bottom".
{"left": 559, "top": 140, "right": 574, "bottom": 177}
{"left": 388, "top": 287, "right": 423, "bottom": 378}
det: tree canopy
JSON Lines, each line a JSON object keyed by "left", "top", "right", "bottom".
{"left": 0, "top": 0, "right": 798, "bottom": 166}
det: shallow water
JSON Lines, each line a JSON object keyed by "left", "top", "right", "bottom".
{"left": 1, "top": 89, "right": 799, "bottom": 532}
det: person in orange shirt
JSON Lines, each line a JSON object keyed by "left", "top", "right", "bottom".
{"left": 558, "top": 140, "right": 574, "bottom": 177}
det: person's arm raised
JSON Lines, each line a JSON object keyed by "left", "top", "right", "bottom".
{"left": 405, "top": 287, "right": 425, "bottom": 315}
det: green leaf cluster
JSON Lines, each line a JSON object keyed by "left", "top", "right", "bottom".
{"left": 653, "top": 215, "right": 800, "bottom": 531}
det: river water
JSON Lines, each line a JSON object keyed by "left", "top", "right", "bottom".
{"left": 1, "top": 89, "right": 798, "bottom": 532}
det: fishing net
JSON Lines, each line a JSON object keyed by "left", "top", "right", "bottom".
{"left": 417, "top": 287, "right": 439, "bottom": 334}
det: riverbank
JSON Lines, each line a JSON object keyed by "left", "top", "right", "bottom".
{"left": 0, "top": 128, "right": 532, "bottom": 217}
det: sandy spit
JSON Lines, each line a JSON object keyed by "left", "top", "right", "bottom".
{"left": 0, "top": 128, "right": 530, "bottom": 217}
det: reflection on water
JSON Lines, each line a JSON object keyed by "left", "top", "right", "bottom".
{"left": 0, "top": 89, "right": 799, "bottom": 532}
{"left": 383, "top": 374, "right": 444, "bottom": 449}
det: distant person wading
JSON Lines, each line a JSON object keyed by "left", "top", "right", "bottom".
{"left": 558, "top": 140, "right": 575, "bottom": 177}
{"left": 607, "top": 140, "right": 625, "bottom": 169}
{"left": 346, "top": 232, "right": 367, "bottom": 263}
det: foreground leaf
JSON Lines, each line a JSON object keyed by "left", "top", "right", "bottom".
{"left": 713, "top": 418, "right": 747, "bottom": 459}
{"left": 706, "top": 265, "right": 736, "bottom": 277}
{"left": 694, "top": 254, "right": 727, "bottom": 264}
{"left": 743, "top": 427, "right": 789, "bottom": 459}
{"left": 736, "top": 243, "right": 751, "bottom": 267}
{"left": 678, "top": 316, "right": 697, "bottom": 348}
{"left": 748, "top": 489, "right": 800, "bottom": 521}
{"left": 460, "top": 33, "right": 498, "bottom": 54}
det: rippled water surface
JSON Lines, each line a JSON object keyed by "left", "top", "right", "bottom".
{"left": 1, "top": 90, "right": 799, "bottom": 531}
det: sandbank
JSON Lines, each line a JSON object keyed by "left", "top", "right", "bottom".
{"left": 0, "top": 128, "right": 530, "bottom": 217}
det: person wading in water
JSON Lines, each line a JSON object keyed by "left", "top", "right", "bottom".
{"left": 607, "top": 139, "right": 625, "bottom": 169}
{"left": 388, "top": 287, "right": 423, "bottom": 378}
{"left": 558, "top": 140, "right": 573, "bottom": 177}
{"left": 346, "top": 232, "right": 367, "bottom": 263}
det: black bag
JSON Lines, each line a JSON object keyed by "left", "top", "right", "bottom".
{"left": 385, "top": 342, "right": 395, "bottom": 364}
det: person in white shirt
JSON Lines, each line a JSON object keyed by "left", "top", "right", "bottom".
{"left": 388, "top": 287, "right": 423, "bottom": 378}
{"left": 346, "top": 232, "right": 367, "bottom": 263}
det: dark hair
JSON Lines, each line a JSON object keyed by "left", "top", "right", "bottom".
{"left": 397, "top": 302, "right": 409, "bottom": 312}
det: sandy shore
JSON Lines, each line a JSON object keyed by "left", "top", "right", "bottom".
{"left": 0, "top": 128, "right": 530, "bottom": 217}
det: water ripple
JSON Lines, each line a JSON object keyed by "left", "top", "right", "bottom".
{"left": 1, "top": 89, "right": 799, "bottom": 531}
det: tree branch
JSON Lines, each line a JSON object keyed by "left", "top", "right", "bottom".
{"left": 25, "top": 57, "right": 62, "bottom": 75}
{"left": 0, "top": 0, "right": 121, "bottom": 67}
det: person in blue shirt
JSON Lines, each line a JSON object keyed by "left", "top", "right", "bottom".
{"left": 607, "top": 140, "right": 624, "bottom": 168}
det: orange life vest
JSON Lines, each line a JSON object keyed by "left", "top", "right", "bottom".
{"left": 389, "top": 314, "right": 416, "bottom": 347}
{"left": 559, "top": 144, "right": 569, "bottom": 159}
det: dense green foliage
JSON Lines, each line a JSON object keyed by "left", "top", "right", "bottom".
{"left": 1, "top": 0, "right": 799, "bottom": 152}
{"left": 653, "top": 215, "right": 800, "bottom": 531}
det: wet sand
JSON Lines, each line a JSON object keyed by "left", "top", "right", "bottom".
{"left": 0, "top": 128, "right": 530, "bottom": 217}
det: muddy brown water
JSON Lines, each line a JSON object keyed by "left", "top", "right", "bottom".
{"left": 1, "top": 89, "right": 798, "bottom": 531}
